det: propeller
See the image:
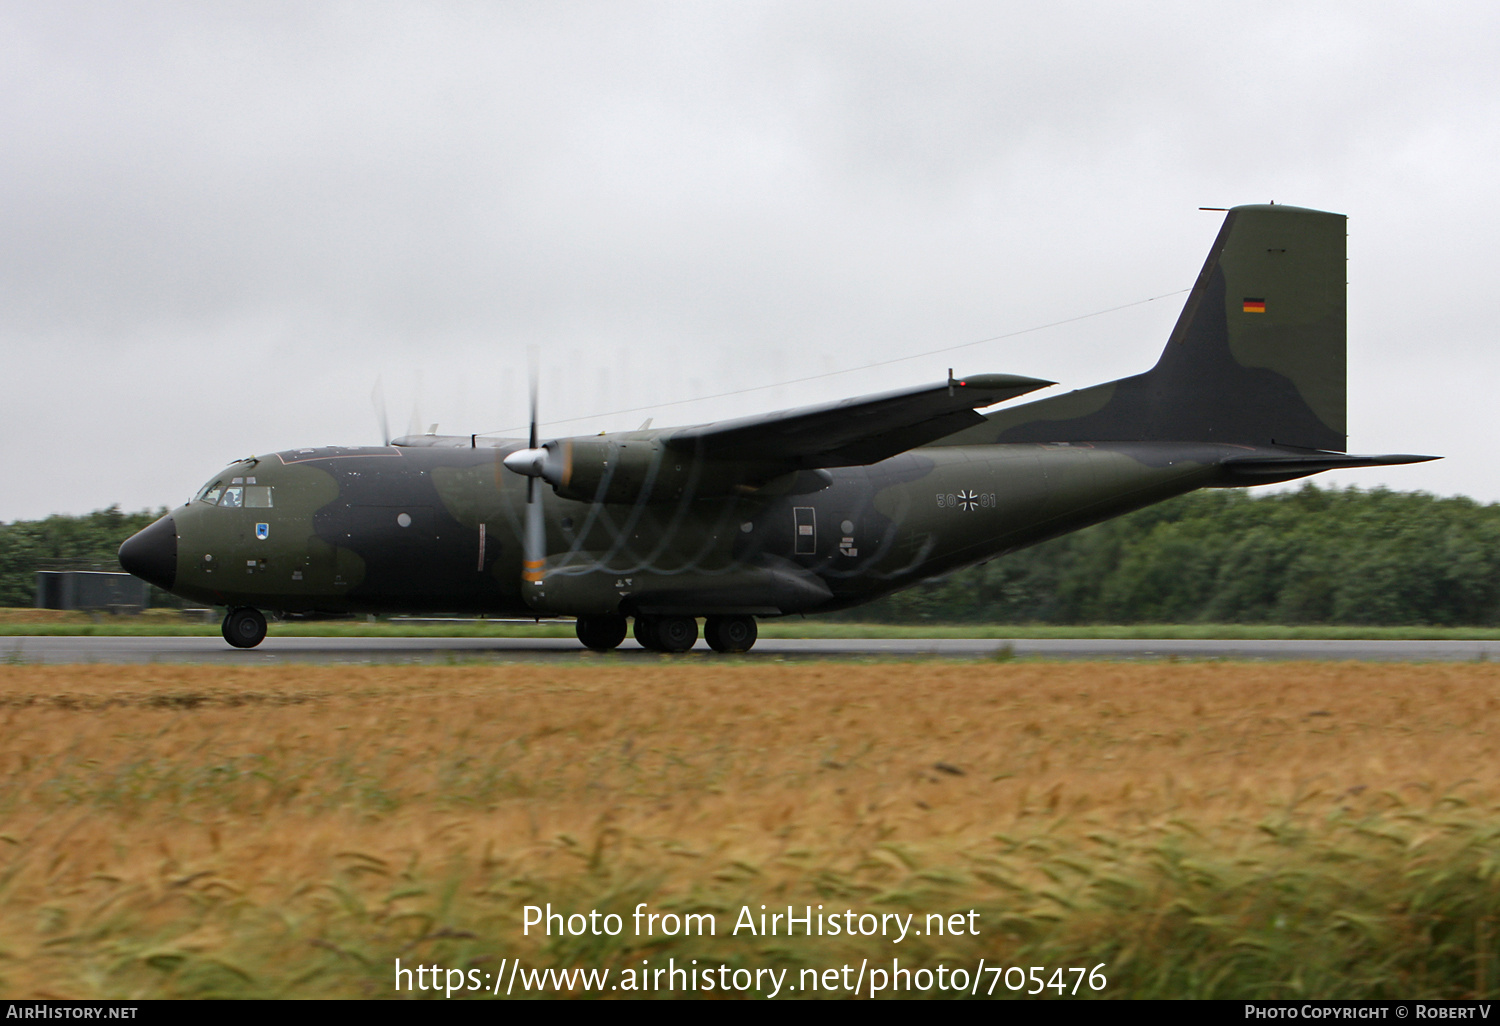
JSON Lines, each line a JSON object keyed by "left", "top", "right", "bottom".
{"left": 503, "top": 364, "right": 592, "bottom": 605}
{"left": 505, "top": 366, "right": 548, "bottom": 602}
{"left": 406, "top": 370, "right": 426, "bottom": 440}
{"left": 371, "top": 377, "right": 391, "bottom": 446}
{"left": 497, "top": 359, "right": 728, "bottom": 649}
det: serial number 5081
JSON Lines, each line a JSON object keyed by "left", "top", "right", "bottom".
{"left": 935, "top": 491, "right": 997, "bottom": 509}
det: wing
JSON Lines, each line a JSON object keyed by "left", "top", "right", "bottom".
{"left": 664, "top": 373, "right": 1053, "bottom": 467}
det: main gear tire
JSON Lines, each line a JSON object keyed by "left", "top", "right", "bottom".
{"left": 653, "top": 615, "right": 699, "bottom": 653}
{"left": 633, "top": 616, "right": 664, "bottom": 652}
{"left": 705, "top": 615, "right": 758, "bottom": 653}
{"left": 576, "top": 614, "right": 628, "bottom": 652}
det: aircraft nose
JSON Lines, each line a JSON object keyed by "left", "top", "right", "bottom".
{"left": 118, "top": 515, "right": 178, "bottom": 590}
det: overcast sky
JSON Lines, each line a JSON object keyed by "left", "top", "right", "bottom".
{"left": 2, "top": 1, "right": 1495, "bottom": 521}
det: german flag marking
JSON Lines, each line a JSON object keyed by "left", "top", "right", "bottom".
{"left": 1243, "top": 298, "right": 1266, "bottom": 313}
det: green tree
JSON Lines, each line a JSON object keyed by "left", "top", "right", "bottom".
{"left": 0, "top": 506, "right": 165, "bottom": 607}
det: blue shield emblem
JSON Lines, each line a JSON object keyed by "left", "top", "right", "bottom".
{"left": 255, "top": 523, "right": 269, "bottom": 540}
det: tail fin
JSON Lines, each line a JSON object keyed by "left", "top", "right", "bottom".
{"left": 976, "top": 204, "right": 1347, "bottom": 451}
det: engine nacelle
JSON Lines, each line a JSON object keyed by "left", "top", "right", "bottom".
{"left": 504, "top": 436, "right": 833, "bottom": 504}
{"left": 509, "top": 437, "right": 769, "bottom": 503}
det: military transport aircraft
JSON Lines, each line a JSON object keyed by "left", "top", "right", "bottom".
{"left": 119, "top": 204, "right": 1434, "bottom": 653}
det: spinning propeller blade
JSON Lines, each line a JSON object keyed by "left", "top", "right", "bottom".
{"left": 371, "top": 378, "right": 391, "bottom": 446}
{"left": 519, "top": 366, "right": 545, "bottom": 597}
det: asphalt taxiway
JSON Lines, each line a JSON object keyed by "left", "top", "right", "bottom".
{"left": 2, "top": 635, "right": 1498, "bottom": 664}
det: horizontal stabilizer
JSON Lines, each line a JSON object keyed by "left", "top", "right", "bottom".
{"left": 666, "top": 373, "right": 1052, "bottom": 467}
{"left": 1221, "top": 451, "right": 1440, "bottom": 481}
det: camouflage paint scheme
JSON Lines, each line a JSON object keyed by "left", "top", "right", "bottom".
{"left": 119, "top": 205, "right": 1433, "bottom": 646}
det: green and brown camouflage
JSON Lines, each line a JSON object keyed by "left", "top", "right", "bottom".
{"left": 118, "top": 204, "right": 1434, "bottom": 651}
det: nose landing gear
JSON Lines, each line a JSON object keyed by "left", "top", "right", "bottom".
{"left": 222, "top": 607, "right": 267, "bottom": 649}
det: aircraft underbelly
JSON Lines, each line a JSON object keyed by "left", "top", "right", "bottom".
{"left": 529, "top": 556, "right": 831, "bottom": 617}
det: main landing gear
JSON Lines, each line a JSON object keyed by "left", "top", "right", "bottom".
{"left": 222, "top": 607, "right": 267, "bottom": 649}
{"left": 704, "top": 615, "right": 758, "bottom": 654}
{"left": 633, "top": 614, "right": 699, "bottom": 653}
{"left": 576, "top": 614, "right": 628, "bottom": 652}
{"left": 575, "top": 614, "right": 759, "bottom": 654}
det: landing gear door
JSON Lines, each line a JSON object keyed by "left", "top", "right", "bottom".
{"left": 793, "top": 506, "right": 817, "bottom": 555}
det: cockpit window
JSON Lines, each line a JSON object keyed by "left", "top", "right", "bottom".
{"left": 218, "top": 486, "right": 243, "bottom": 508}
{"left": 197, "top": 480, "right": 224, "bottom": 504}
{"left": 244, "top": 485, "right": 273, "bottom": 508}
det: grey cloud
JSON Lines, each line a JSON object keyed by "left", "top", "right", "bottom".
{"left": 1, "top": 1, "right": 1494, "bottom": 518}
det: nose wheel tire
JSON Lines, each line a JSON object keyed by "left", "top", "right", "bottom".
{"left": 222, "top": 607, "right": 267, "bottom": 649}
{"left": 576, "top": 614, "right": 628, "bottom": 652}
{"left": 705, "top": 615, "right": 758, "bottom": 653}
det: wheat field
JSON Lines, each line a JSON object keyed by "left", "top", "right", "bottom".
{"left": 2, "top": 659, "right": 1498, "bottom": 998}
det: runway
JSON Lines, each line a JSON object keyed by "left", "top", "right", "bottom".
{"left": 3, "top": 635, "right": 1498, "bottom": 664}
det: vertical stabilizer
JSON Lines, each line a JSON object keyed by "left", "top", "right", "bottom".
{"left": 954, "top": 204, "right": 1347, "bottom": 451}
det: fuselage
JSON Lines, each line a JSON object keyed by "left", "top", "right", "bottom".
{"left": 114, "top": 204, "right": 1434, "bottom": 651}
{"left": 122, "top": 440, "right": 1244, "bottom": 619}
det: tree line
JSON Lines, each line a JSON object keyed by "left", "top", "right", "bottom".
{"left": 3, "top": 486, "right": 1496, "bottom": 624}
{"left": 0, "top": 506, "right": 165, "bottom": 607}
{"left": 848, "top": 485, "right": 1500, "bottom": 625}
